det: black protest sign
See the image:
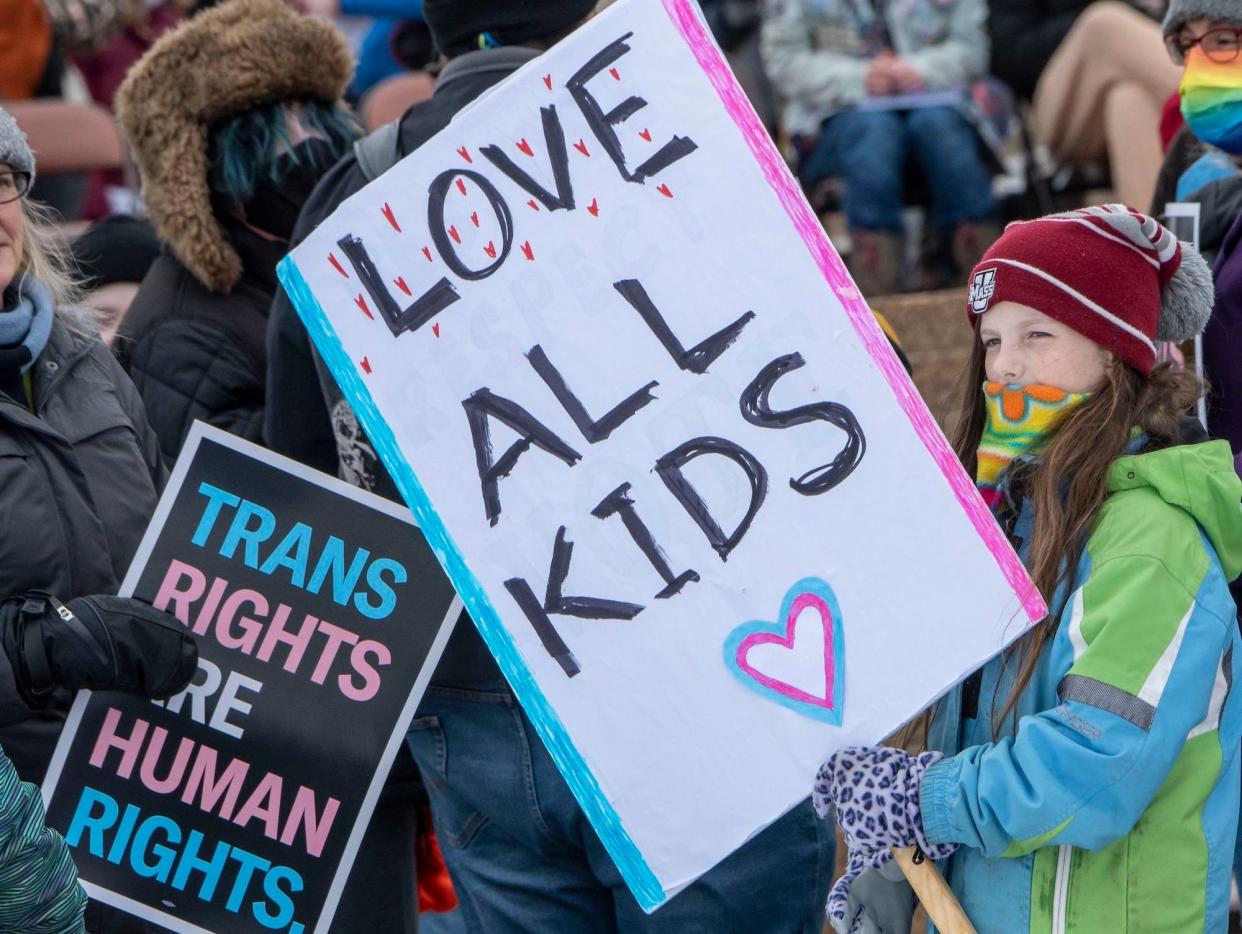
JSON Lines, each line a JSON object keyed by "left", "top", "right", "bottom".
{"left": 42, "top": 425, "right": 459, "bottom": 934}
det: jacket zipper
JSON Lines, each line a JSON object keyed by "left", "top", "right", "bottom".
{"left": 1052, "top": 844, "right": 1071, "bottom": 934}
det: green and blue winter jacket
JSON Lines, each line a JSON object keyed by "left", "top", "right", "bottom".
{"left": 920, "top": 440, "right": 1242, "bottom": 933}
{"left": 0, "top": 744, "right": 85, "bottom": 932}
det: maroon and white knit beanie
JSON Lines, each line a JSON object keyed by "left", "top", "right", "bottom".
{"left": 965, "top": 204, "right": 1214, "bottom": 374}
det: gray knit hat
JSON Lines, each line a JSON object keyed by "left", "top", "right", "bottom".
{"left": 0, "top": 107, "right": 35, "bottom": 186}
{"left": 1163, "top": 0, "right": 1242, "bottom": 37}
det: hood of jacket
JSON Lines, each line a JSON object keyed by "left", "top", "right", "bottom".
{"left": 1107, "top": 440, "right": 1242, "bottom": 582}
{"left": 115, "top": 0, "right": 352, "bottom": 294}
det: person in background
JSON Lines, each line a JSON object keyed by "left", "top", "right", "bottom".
{"left": 816, "top": 205, "right": 1241, "bottom": 934}
{"left": 68, "top": 215, "right": 161, "bottom": 346}
{"left": 266, "top": 1, "right": 837, "bottom": 929}
{"left": 761, "top": 0, "right": 999, "bottom": 296}
{"left": 0, "top": 105, "right": 199, "bottom": 934}
{"left": 1157, "top": 0, "right": 1242, "bottom": 476}
{"left": 113, "top": 0, "right": 359, "bottom": 463}
{"left": 989, "top": 0, "right": 1179, "bottom": 210}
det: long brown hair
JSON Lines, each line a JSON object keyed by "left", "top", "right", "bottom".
{"left": 951, "top": 339, "right": 1201, "bottom": 730}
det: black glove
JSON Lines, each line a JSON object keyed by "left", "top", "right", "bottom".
{"left": 1, "top": 593, "right": 198, "bottom": 709}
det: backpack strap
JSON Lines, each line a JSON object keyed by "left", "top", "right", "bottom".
{"left": 353, "top": 119, "right": 403, "bottom": 182}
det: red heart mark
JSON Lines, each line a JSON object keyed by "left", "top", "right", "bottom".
{"left": 457, "top": 146, "right": 472, "bottom": 163}
{"left": 381, "top": 202, "right": 401, "bottom": 232}
{"left": 449, "top": 226, "right": 461, "bottom": 244}
{"left": 521, "top": 241, "right": 534, "bottom": 260}
{"left": 543, "top": 74, "right": 552, "bottom": 90}
{"left": 609, "top": 67, "right": 620, "bottom": 81}
{"left": 328, "top": 252, "right": 349, "bottom": 278}
{"left": 483, "top": 241, "right": 497, "bottom": 259}
{"left": 394, "top": 276, "right": 411, "bottom": 296}
{"left": 432, "top": 322, "right": 441, "bottom": 338}
{"left": 422, "top": 246, "right": 433, "bottom": 262}
{"left": 527, "top": 199, "right": 540, "bottom": 212}
{"left": 354, "top": 294, "right": 373, "bottom": 319}
{"left": 587, "top": 198, "right": 599, "bottom": 217}
{"left": 470, "top": 211, "right": 480, "bottom": 228}
{"left": 360, "top": 357, "right": 372, "bottom": 374}
{"left": 456, "top": 178, "right": 467, "bottom": 196}
{"left": 639, "top": 128, "right": 652, "bottom": 142}
{"left": 656, "top": 183, "right": 673, "bottom": 198}
{"left": 573, "top": 138, "right": 590, "bottom": 157}
{"left": 516, "top": 138, "right": 533, "bottom": 157}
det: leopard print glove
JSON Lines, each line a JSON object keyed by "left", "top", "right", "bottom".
{"left": 813, "top": 745, "right": 958, "bottom": 923}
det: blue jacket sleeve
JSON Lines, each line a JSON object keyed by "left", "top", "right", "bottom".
{"left": 337, "top": 0, "right": 419, "bottom": 19}
{"left": 0, "top": 747, "right": 86, "bottom": 933}
{"left": 920, "top": 555, "right": 1233, "bottom": 857}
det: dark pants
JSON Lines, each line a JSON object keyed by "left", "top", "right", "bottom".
{"left": 406, "top": 684, "right": 834, "bottom": 934}
{"left": 800, "top": 105, "right": 996, "bottom": 233}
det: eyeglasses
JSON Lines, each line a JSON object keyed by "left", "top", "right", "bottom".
{"left": 1166, "top": 26, "right": 1242, "bottom": 65}
{"left": 0, "top": 171, "right": 31, "bottom": 205}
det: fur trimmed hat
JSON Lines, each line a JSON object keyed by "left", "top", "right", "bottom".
{"left": 1163, "top": 0, "right": 1242, "bottom": 37}
{"left": 965, "top": 205, "right": 1214, "bottom": 375}
{"left": 116, "top": 0, "right": 352, "bottom": 293}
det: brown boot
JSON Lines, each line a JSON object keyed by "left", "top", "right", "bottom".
{"left": 846, "top": 230, "right": 902, "bottom": 297}
{"left": 951, "top": 221, "right": 1002, "bottom": 277}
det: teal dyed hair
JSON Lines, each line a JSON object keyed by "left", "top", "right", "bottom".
{"left": 207, "top": 99, "right": 360, "bottom": 205}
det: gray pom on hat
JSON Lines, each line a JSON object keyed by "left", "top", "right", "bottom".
{"left": 1163, "top": 0, "right": 1242, "bottom": 37}
{"left": 0, "top": 107, "right": 35, "bottom": 186}
{"left": 1158, "top": 243, "right": 1215, "bottom": 341}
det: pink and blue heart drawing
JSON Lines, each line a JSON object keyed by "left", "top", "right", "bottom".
{"left": 723, "top": 577, "right": 845, "bottom": 725}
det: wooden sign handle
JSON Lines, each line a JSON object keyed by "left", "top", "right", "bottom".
{"left": 891, "top": 847, "right": 976, "bottom": 934}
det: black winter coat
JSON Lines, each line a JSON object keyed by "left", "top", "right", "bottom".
{"left": 0, "top": 315, "right": 165, "bottom": 783}
{"left": 988, "top": 0, "right": 1090, "bottom": 100}
{"left": 120, "top": 241, "right": 269, "bottom": 463}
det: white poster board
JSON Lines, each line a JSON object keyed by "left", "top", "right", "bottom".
{"left": 279, "top": 0, "right": 1045, "bottom": 910}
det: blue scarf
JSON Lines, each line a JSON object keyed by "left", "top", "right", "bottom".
{"left": 0, "top": 274, "right": 54, "bottom": 374}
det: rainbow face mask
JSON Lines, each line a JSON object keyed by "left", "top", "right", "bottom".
{"left": 1180, "top": 46, "right": 1242, "bottom": 154}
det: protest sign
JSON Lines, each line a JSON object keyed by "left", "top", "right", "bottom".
{"left": 41, "top": 424, "right": 460, "bottom": 934}
{"left": 278, "top": 0, "right": 1047, "bottom": 911}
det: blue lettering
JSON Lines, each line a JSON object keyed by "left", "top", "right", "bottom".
{"left": 192, "top": 483, "right": 241, "bottom": 547}
{"left": 225, "top": 848, "right": 271, "bottom": 913}
{"left": 255, "top": 864, "right": 303, "bottom": 930}
{"left": 220, "top": 499, "right": 277, "bottom": 568}
{"left": 65, "top": 786, "right": 117, "bottom": 855}
{"left": 353, "top": 558, "right": 407, "bottom": 620}
{"left": 106, "top": 803, "right": 141, "bottom": 864}
{"left": 171, "top": 830, "right": 231, "bottom": 902}
{"left": 258, "top": 522, "right": 314, "bottom": 587}
{"left": 307, "top": 537, "right": 368, "bottom": 608}
{"left": 130, "top": 815, "right": 181, "bottom": 883}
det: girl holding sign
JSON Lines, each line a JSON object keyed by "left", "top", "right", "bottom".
{"left": 815, "top": 205, "right": 1242, "bottom": 933}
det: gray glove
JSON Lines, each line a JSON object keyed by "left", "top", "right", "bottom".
{"left": 828, "top": 861, "right": 916, "bottom": 934}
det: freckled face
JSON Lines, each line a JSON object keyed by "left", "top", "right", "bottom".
{"left": 978, "top": 301, "right": 1112, "bottom": 393}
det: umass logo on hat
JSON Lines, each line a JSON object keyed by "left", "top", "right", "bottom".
{"left": 968, "top": 268, "right": 997, "bottom": 314}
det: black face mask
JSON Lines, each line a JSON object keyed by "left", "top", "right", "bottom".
{"left": 241, "top": 138, "right": 338, "bottom": 241}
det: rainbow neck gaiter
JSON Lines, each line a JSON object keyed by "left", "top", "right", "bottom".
{"left": 1181, "top": 46, "right": 1242, "bottom": 155}
{"left": 976, "top": 382, "right": 1089, "bottom": 508}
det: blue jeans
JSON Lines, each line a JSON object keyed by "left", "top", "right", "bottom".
{"left": 406, "top": 685, "right": 834, "bottom": 933}
{"left": 800, "top": 105, "right": 996, "bottom": 232}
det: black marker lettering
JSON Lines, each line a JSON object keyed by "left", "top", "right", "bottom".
{"left": 462, "top": 388, "right": 581, "bottom": 525}
{"left": 427, "top": 169, "right": 514, "bottom": 280}
{"left": 480, "top": 106, "right": 575, "bottom": 211}
{"left": 592, "top": 482, "right": 699, "bottom": 598}
{"left": 739, "top": 353, "right": 866, "bottom": 495}
{"left": 336, "top": 234, "right": 459, "bottom": 337}
{"left": 505, "top": 526, "right": 645, "bottom": 678}
{"left": 655, "top": 437, "right": 768, "bottom": 561}
{"left": 567, "top": 34, "right": 699, "bottom": 183}
{"left": 613, "top": 279, "right": 754, "bottom": 374}
{"left": 527, "top": 344, "right": 659, "bottom": 443}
